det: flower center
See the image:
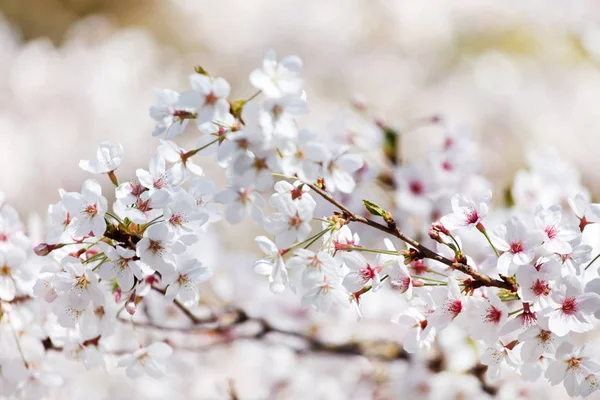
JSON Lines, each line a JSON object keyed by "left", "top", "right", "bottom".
{"left": 531, "top": 279, "right": 551, "bottom": 297}
{"left": 148, "top": 239, "right": 164, "bottom": 255}
{"left": 544, "top": 224, "right": 557, "bottom": 240}
{"left": 561, "top": 297, "right": 578, "bottom": 315}
{"left": 359, "top": 265, "right": 381, "bottom": 282}
{"left": 84, "top": 203, "right": 98, "bottom": 217}
{"left": 252, "top": 157, "right": 268, "bottom": 171}
{"left": 205, "top": 92, "right": 218, "bottom": 105}
{"left": 169, "top": 213, "right": 184, "bottom": 227}
{"left": 0, "top": 265, "right": 10, "bottom": 276}
{"left": 465, "top": 209, "right": 480, "bottom": 225}
{"left": 445, "top": 299, "right": 463, "bottom": 316}
{"left": 484, "top": 305, "right": 503, "bottom": 324}
{"left": 409, "top": 181, "right": 424, "bottom": 195}
{"left": 288, "top": 213, "right": 303, "bottom": 229}
{"left": 153, "top": 174, "right": 168, "bottom": 189}
{"left": 509, "top": 242, "right": 523, "bottom": 254}
{"left": 567, "top": 356, "right": 582, "bottom": 370}
{"left": 537, "top": 329, "right": 552, "bottom": 343}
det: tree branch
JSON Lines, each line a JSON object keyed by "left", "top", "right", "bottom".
{"left": 307, "top": 183, "right": 516, "bottom": 292}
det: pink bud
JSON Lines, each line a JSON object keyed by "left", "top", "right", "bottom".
{"left": 428, "top": 228, "right": 443, "bottom": 244}
{"left": 431, "top": 222, "right": 450, "bottom": 236}
{"left": 33, "top": 243, "right": 51, "bottom": 256}
{"left": 125, "top": 301, "right": 136, "bottom": 316}
{"left": 413, "top": 279, "right": 425, "bottom": 287}
{"left": 34, "top": 243, "right": 63, "bottom": 256}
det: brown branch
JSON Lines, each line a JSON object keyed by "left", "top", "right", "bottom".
{"left": 307, "top": 183, "right": 516, "bottom": 292}
{"left": 150, "top": 286, "right": 220, "bottom": 324}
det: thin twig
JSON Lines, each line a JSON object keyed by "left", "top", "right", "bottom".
{"left": 307, "top": 183, "right": 516, "bottom": 292}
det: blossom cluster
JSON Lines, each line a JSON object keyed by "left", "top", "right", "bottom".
{"left": 2, "top": 49, "right": 600, "bottom": 399}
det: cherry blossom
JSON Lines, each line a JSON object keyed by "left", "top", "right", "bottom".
{"left": 79, "top": 141, "right": 124, "bottom": 174}
{"left": 118, "top": 342, "right": 173, "bottom": 379}
{"left": 163, "top": 258, "right": 212, "bottom": 306}
{"left": 61, "top": 179, "right": 108, "bottom": 238}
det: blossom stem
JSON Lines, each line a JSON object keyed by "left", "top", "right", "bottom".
{"left": 343, "top": 246, "right": 401, "bottom": 256}
{"left": 477, "top": 224, "right": 500, "bottom": 257}
{"left": 302, "top": 227, "right": 331, "bottom": 249}
{"left": 105, "top": 211, "right": 125, "bottom": 226}
{"left": 141, "top": 216, "right": 165, "bottom": 231}
{"left": 8, "top": 317, "right": 28, "bottom": 368}
{"left": 410, "top": 275, "right": 446, "bottom": 284}
{"left": 82, "top": 252, "right": 106, "bottom": 265}
{"left": 246, "top": 90, "right": 262, "bottom": 102}
{"left": 508, "top": 307, "right": 524, "bottom": 317}
{"left": 426, "top": 269, "right": 449, "bottom": 278}
{"left": 585, "top": 253, "right": 600, "bottom": 271}
{"left": 187, "top": 138, "right": 220, "bottom": 157}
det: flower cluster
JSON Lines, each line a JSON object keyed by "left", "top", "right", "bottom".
{"left": 2, "top": 49, "right": 600, "bottom": 398}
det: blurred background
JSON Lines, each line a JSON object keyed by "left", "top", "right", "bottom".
{"left": 3, "top": 0, "right": 600, "bottom": 216}
{"left": 3, "top": 1, "right": 600, "bottom": 399}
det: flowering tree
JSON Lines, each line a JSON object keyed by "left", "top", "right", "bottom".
{"left": 2, "top": 50, "right": 600, "bottom": 398}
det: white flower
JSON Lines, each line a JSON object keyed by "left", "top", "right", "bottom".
{"left": 393, "top": 300, "right": 436, "bottom": 353}
{"left": 546, "top": 276, "right": 600, "bottom": 336}
{"left": 518, "top": 319, "right": 560, "bottom": 363}
{"left": 63, "top": 338, "right": 105, "bottom": 370}
{"left": 480, "top": 342, "right": 519, "bottom": 380}
{"left": 516, "top": 258, "right": 557, "bottom": 311}
{"left": 118, "top": 342, "right": 173, "bottom": 379}
{"left": 136, "top": 223, "right": 181, "bottom": 274}
{"left": 440, "top": 190, "right": 491, "bottom": 230}
{"left": 253, "top": 236, "right": 288, "bottom": 293}
{"left": 99, "top": 246, "right": 145, "bottom": 291}
{"left": 534, "top": 204, "right": 578, "bottom": 254}
{"left": 187, "top": 74, "right": 230, "bottom": 124}
{"left": 158, "top": 140, "right": 204, "bottom": 186}
{"left": 61, "top": 179, "right": 108, "bottom": 238}
{"left": 340, "top": 252, "right": 385, "bottom": 293}
{"left": 322, "top": 148, "right": 363, "bottom": 194}
{"left": 149, "top": 88, "right": 194, "bottom": 139}
{"left": 79, "top": 141, "right": 124, "bottom": 174}
{"left": 163, "top": 258, "right": 212, "bottom": 306}
{"left": 188, "top": 179, "right": 221, "bottom": 225}
{"left": 263, "top": 199, "right": 313, "bottom": 248}
{"left": 465, "top": 294, "right": 508, "bottom": 344}
{"left": 163, "top": 190, "right": 209, "bottom": 236}
{"left": 249, "top": 50, "right": 303, "bottom": 98}
{"left": 214, "top": 184, "right": 264, "bottom": 224}
{"left": 394, "top": 163, "right": 437, "bottom": 216}
{"left": 286, "top": 248, "right": 340, "bottom": 288}
{"left": 546, "top": 343, "right": 600, "bottom": 397}
{"left": 0, "top": 247, "right": 28, "bottom": 301}
{"left": 492, "top": 216, "right": 542, "bottom": 276}
{"left": 125, "top": 190, "right": 170, "bottom": 224}
{"left": 136, "top": 154, "right": 172, "bottom": 194}
{"left": 46, "top": 194, "right": 73, "bottom": 244}
{"left": 427, "top": 278, "right": 465, "bottom": 331}
{"left": 33, "top": 267, "right": 59, "bottom": 303}
{"left": 568, "top": 193, "right": 600, "bottom": 231}
{"left": 115, "top": 179, "right": 146, "bottom": 206}
{"left": 230, "top": 150, "right": 278, "bottom": 191}
{"left": 301, "top": 276, "right": 349, "bottom": 313}
{"left": 53, "top": 256, "right": 104, "bottom": 309}
{"left": 281, "top": 129, "right": 328, "bottom": 182}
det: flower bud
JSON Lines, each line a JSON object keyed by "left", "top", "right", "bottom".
{"left": 428, "top": 228, "right": 443, "bottom": 244}
{"left": 33, "top": 243, "right": 63, "bottom": 257}
{"left": 431, "top": 222, "right": 450, "bottom": 236}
